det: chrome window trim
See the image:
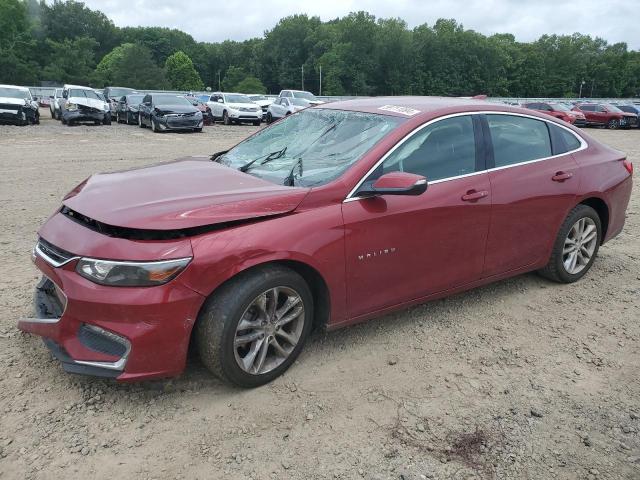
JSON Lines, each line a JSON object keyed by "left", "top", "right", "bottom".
{"left": 344, "top": 110, "right": 588, "bottom": 203}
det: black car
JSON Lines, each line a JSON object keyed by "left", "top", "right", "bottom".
{"left": 103, "top": 86, "right": 135, "bottom": 119}
{"left": 0, "top": 84, "right": 40, "bottom": 125}
{"left": 615, "top": 104, "right": 640, "bottom": 127}
{"left": 138, "top": 94, "right": 203, "bottom": 133}
{"left": 116, "top": 93, "right": 145, "bottom": 125}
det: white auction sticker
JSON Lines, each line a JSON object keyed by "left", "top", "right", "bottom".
{"left": 378, "top": 105, "right": 421, "bottom": 116}
{"left": 0, "top": 109, "right": 18, "bottom": 114}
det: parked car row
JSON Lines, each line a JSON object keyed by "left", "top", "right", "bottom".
{"left": 522, "top": 100, "right": 640, "bottom": 129}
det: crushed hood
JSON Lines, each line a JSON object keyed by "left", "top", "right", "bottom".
{"left": 62, "top": 158, "right": 310, "bottom": 231}
{"left": 68, "top": 96, "right": 105, "bottom": 110}
{"left": 0, "top": 97, "right": 27, "bottom": 106}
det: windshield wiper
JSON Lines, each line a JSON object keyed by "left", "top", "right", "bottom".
{"left": 239, "top": 146, "right": 287, "bottom": 173}
{"left": 284, "top": 157, "right": 303, "bottom": 186}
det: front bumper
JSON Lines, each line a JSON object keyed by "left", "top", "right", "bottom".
{"left": 0, "top": 105, "right": 34, "bottom": 125}
{"left": 156, "top": 114, "right": 203, "bottom": 130}
{"left": 19, "top": 241, "right": 206, "bottom": 381}
{"left": 228, "top": 110, "right": 262, "bottom": 122}
{"left": 63, "top": 109, "right": 106, "bottom": 123}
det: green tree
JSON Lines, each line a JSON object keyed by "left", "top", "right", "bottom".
{"left": 165, "top": 51, "right": 204, "bottom": 90}
{"left": 41, "top": 36, "right": 98, "bottom": 85}
{"left": 0, "top": 0, "right": 38, "bottom": 84}
{"left": 222, "top": 66, "right": 247, "bottom": 90}
{"left": 94, "top": 43, "right": 166, "bottom": 89}
{"left": 233, "top": 76, "right": 267, "bottom": 94}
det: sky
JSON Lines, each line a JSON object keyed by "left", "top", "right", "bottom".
{"left": 81, "top": 0, "right": 639, "bottom": 49}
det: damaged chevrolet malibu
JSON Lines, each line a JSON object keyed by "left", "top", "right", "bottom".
{"left": 20, "top": 97, "right": 633, "bottom": 387}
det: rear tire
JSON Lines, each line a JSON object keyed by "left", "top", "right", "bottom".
{"left": 138, "top": 113, "right": 145, "bottom": 128}
{"left": 195, "top": 265, "right": 313, "bottom": 388}
{"left": 193, "top": 127, "right": 202, "bottom": 133}
{"left": 103, "top": 115, "right": 111, "bottom": 125}
{"left": 538, "top": 204, "right": 601, "bottom": 283}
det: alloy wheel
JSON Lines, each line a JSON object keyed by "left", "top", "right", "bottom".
{"left": 562, "top": 217, "right": 598, "bottom": 275}
{"left": 233, "top": 287, "right": 305, "bottom": 375}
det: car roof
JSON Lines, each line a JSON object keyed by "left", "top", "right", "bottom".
{"left": 64, "top": 84, "right": 93, "bottom": 90}
{"left": 320, "top": 96, "right": 498, "bottom": 117}
{"left": 0, "top": 84, "right": 30, "bottom": 92}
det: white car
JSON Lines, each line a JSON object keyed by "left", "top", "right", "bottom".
{"left": 247, "top": 94, "right": 274, "bottom": 120}
{"left": 60, "top": 84, "right": 110, "bottom": 126}
{"left": 0, "top": 84, "right": 40, "bottom": 125}
{"left": 266, "top": 97, "right": 310, "bottom": 123}
{"left": 206, "top": 92, "right": 262, "bottom": 125}
{"left": 49, "top": 88, "right": 64, "bottom": 119}
{"left": 278, "top": 89, "right": 324, "bottom": 106}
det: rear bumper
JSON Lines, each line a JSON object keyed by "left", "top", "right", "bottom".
{"left": 19, "top": 250, "right": 206, "bottom": 382}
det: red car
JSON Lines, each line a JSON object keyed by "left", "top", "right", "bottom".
{"left": 20, "top": 98, "right": 633, "bottom": 387}
{"left": 522, "top": 101, "right": 586, "bottom": 127}
{"left": 185, "top": 96, "right": 214, "bottom": 125}
{"left": 572, "top": 103, "right": 638, "bottom": 129}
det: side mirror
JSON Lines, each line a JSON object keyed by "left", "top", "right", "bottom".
{"left": 217, "top": 98, "right": 224, "bottom": 103}
{"left": 357, "top": 172, "right": 428, "bottom": 197}
{"left": 62, "top": 91, "right": 68, "bottom": 99}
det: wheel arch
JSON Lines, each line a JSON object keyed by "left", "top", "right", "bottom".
{"left": 578, "top": 196, "right": 609, "bottom": 242}
{"left": 190, "top": 258, "right": 331, "bottom": 336}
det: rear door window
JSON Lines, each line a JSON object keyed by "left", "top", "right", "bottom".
{"left": 548, "top": 124, "right": 582, "bottom": 154}
{"left": 487, "top": 114, "right": 552, "bottom": 168}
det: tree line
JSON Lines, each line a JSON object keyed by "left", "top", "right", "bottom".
{"left": 1, "top": 0, "right": 639, "bottom": 97}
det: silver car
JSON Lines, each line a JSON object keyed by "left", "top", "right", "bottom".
{"left": 266, "top": 97, "right": 310, "bottom": 123}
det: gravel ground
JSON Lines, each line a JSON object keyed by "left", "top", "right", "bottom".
{"left": 0, "top": 110, "right": 639, "bottom": 480}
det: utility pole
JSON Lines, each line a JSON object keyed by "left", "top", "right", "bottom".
{"left": 217, "top": 71, "right": 221, "bottom": 91}
{"left": 578, "top": 79, "right": 585, "bottom": 98}
{"left": 590, "top": 79, "right": 595, "bottom": 98}
{"left": 319, "top": 65, "right": 322, "bottom": 96}
{"left": 301, "top": 65, "right": 304, "bottom": 90}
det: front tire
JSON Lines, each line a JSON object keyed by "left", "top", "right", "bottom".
{"left": 138, "top": 113, "right": 145, "bottom": 128}
{"left": 266, "top": 112, "right": 273, "bottom": 124}
{"left": 253, "top": 120, "right": 261, "bottom": 126}
{"left": 223, "top": 111, "right": 231, "bottom": 125}
{"left": 196, "top": 265, "right": 313, "bottom": 388}
{"left": 151, "top": 116, "right": 160, "bottom": 132}
{"left": 607, "top": 119, "right": 619, "bottom": 130}
{"left": 538, "top": 205, "right": 601, "bottom": 283}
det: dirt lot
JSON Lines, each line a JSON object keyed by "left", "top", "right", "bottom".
{"left": 0, "top": 111, "right": 638, "bottom": 480}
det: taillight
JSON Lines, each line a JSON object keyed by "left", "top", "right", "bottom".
{"left": 623, "top": 160, "right": 633, "bottom": 175}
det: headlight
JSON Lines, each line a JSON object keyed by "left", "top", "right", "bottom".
{"left": 128, "top": 106, "right": 138, "bottom": 112}
{"left": 66, "top": 103, "right": 78, "bottom": 111}
{"left": 195, "top": 111, "right": 202, "bottom": 117}
{"left": 76, "top": 257, "right": 191, "bottom": 287}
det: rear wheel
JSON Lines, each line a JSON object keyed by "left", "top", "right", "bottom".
{"left": 607, "top": 119, "right": 619, "bottom": 130}
{"left": 103, "top": 115, "right": 111, "bottom": 125}
{"left": 196, "top": 265, "right": 313, "bottom": 388}
{"left": 193, "top": 127, "right": 202, "bottom": 133}
{"left": 138, "top": 113, "right": 145, "bottom": 128}
{"left": 538, "top": 205, "right": 601, "bottom": 283}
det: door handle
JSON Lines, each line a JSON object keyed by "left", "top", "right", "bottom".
{"left": 552, "top": 171, "right": 573, "bottom": 182}
{"left": 461, "top": 190, "right": 489, "bottom": 202}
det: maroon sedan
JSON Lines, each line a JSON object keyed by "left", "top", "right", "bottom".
{"left": 185, "top": 96, "right": 214, "bottom": 125}
{"left": 20, "top": 97, "right": 633, "bottom": 387}
{"left": 522, "top": 101, "right": 586, "bottom": 127}
{"left": 573, "top": 103, "right": 638, "bottom": 129}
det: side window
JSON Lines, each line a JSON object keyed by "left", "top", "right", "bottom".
{"left": 549, "top": 124, "right": 582, "bottom": 154}
{"left": 378, "top": 115, "right": 476, "bottom": 182}
{"left": 487, "top": 114, "right": 552, "bottom": 167}
{"left": 579, "top": 105, "right": 592, "bottom": 112}
{"left": 142, "top": 95, "right": 150, "bottom": 104}
{"left": 283, "top": 91, "right": 292, "bottom": 98}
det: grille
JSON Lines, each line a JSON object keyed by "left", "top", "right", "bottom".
{"left": 78, "top": 324, "right": 128, "bottom": 357}
{"left": 37, "top": 238, "right": 76, "bottom": 266}
{"left": 0, "top": 103, "right": 21, "bottom": 111}
{"left": 78, "top": 105, "right": 101, "bottom": 114}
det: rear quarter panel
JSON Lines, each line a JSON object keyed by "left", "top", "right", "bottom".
{"left": 573, "top": 136, "right": 632, "bottom": 242}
